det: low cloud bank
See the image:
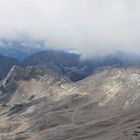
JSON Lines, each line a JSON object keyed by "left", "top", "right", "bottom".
{"left": 0, "top": 0, "right": 140, "bottom": 58}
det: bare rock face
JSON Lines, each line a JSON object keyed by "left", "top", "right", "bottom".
{"left": 0, "top": 67, "right": 140, "bottom": 140}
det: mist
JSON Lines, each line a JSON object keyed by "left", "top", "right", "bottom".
{"left": 0, "top": 0, "right": 140, "bottom": 58}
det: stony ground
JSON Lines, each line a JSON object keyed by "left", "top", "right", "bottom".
{"left": 0, "top": 66, "right": 140, "bottom": 140}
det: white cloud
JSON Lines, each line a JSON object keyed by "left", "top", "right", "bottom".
{"left": 0, "top": 0, "right": 140, "bottom": 58}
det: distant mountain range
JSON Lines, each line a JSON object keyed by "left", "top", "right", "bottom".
{"left": 1, "top": 40, "right": 140, "bottom": 81}
{"left": 22, "top": 50, "right": 140, "bottom": 81}
{"left": 0, "top": 40, "right": 45, "bottom": 61}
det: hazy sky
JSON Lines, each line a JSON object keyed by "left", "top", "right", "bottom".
{"left": 0, "top": 0, "right": 140, "bottom": 58}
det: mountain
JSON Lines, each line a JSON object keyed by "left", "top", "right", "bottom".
{"left": 22, "top": 50, "right": 88, "bottom": 81}
{"left": 1, "top": 48, "right": 140, "bottom": 82}
{"left": 0, "top": 54, "right": 18, "bottom": 80}
{"left": 22, "top": 50, "right": 122, "bottom": 81}
{"left": 0, "top": 66, "right": 140, "bottom": 139}
{"left": 0, "top": 40, "right": 44, "bottom": 61}
{"left": 0, "top": 65, "right": 69, "bottom": 103}
{"left": 22, "top": 50, "right": 140, "bottom": 81}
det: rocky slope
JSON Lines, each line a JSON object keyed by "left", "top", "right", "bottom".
{"left": 0, "top": 66, "right": 140, "bottom": 139}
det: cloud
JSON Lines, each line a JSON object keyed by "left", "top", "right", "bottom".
{"left": 0, "top": 0, "right": 140, "bottom": 58}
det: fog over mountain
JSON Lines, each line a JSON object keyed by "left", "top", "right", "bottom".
{"left": 0, "top": 39, "right": 45, "bottom": 61}
{"left": 0, "top": 0, "right": 140, "bottom": 58}
{"left": 1, "top": 1, "right": 140, "bottom": 140}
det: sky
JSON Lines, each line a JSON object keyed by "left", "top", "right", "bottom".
{"left": 0, "top": 0, "right": 140, "bottom": 58}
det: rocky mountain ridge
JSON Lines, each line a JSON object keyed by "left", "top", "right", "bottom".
{"left": 1, "top": 49, "right": 140, "bottom": 82}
